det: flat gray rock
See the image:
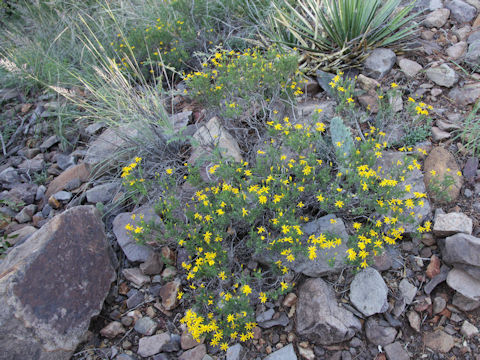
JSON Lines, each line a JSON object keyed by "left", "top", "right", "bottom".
{"left": 296, "top": 278, "right": 361, "bottom": 345}
{"left": 426, "top": 64, "right": 458, "bottom": 88}
{"left": 433, "top": 212, "right": 473, "bottom": 236}
{"left": 446, "top": 0, "right": 477, "bottom": 22}
{"left": 112, "top": 206, "right": 161, "bottom": 262}
{"left": 86, "top": 182, "right": 119, "bottom": 204}
{"left": 447, "top": 268, "right": 480, "bottom": 301}
{"left": 350, "top": 267, "right": 389, "bottom": 316}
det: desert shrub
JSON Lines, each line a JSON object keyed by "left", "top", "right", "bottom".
{"left": 124, "top": 112, "right": 431, "bottom": 351}
{"left": 184, "top": 47, "right": 302, "bottom": 120}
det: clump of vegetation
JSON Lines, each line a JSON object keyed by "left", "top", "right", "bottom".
{"left": 184, "top": 47, "right": 301, "bottom": 119}
{"left": 124, "top": 111, "right": 431, "bottom": 351}
{"left": 266, "top": 0, "right": 419, "bottom": 73}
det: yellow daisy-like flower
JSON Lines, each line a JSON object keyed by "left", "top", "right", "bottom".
{"left": 166, "top": 168, "right": 173, "bottom": 175}
{"left": 242, "top": 285, "right": 252, "bottom": 296}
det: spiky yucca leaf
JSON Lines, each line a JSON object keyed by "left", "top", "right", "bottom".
{"left": 270, "top": 0, "right": 418, "bottom": 73}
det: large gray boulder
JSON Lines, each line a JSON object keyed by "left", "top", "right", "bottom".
{"left": 296, "top": 278, "right": 361, "bottom": 345}
{"left": 441, "top": 233, "right": 480, "bottom": 278}
{"left": 254, "top": 214, "right": 348, "bottom": 277}
{"left": 0, "top": 206, "right": 115, "bottom": 360}
{"left": 350, "top": 267, "right": 389, "bottom": 317}
{"left": 364, "top": 48, "right": 396, "bottom": 79}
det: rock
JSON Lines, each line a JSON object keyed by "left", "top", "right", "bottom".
{"left": 365, "top": 317, "right": 397, "bottom": 346}
{"left": 425, "top": 265, "right": 450, "bottom": 294}
{"left": 426, "top": 64, "right": 458, "bottom": 87}
{"left": 254, "top": 214, "right": 348, "bottom": 277}
{"left": 283, "top": 293, "right": 297, "bottom": 307}
{"left": 436, "top": 119, "right": 461, "bottom": 132}
{"left": 134, "top": 316, "right": 157, "bottom": 335}
{"left": 364, "top": 48, "right": 397, "bottom": 79}
{"left": 407, "top": 311, "right": 421, "bottom": 332}
{"left": 384, "top": 342, "right": 410, "bottom": 360}
{"left": 190, "top": 117, "right": 242, "bottom": 163}
{"left": 466, "top": 0, "right": 480, "bottom": 10}
{"left": 447, "top": 41, "right": 468, "bottom": 58}
{"left": 446, "top": 0, "right": 477, "bottom": 22}
{"left": 226, "top": 344, "right": 244, "bottom": 360}
{"left": 45, "top": 163, "right": 90, "bottom": 199}
{"left": 14, "top": 204, "right": 37, "bottom": 223}
{"left": 423, "top": 147, "right": 463, "bottom": 203}
{"left": 9, "top": 182, "right": 38, "bottom": 204}
{"left": 112, "top": 207, "right": 159, "bottom": 262}
{"left": 18, "top": 154, "right": 45, "bottom": 173}
{"left": 399, "top": 279, "right": 417, "bottom": 305}
{"left": 431, "top": 126, "right": 451, "bottom": 141}
{"left": 100, "top": 321, "right": 125, "bottom": 339}
{"left": 39, "top": 135, "right": 59, "bottom": 151}
{"left": 468, "top": 30, "right": 480, "bottom": 43}
{"left": 140, "top": 252, "right": 164, "bottom": 275}
{"left": 430, "top": 0, "right": 444, "bottom": 9}
{"left": 123, "top": 268, "right": 150, "bottom": 287}
{"left": 424, "top": 330, "right": 455, "bottom": 353}
{"left": 424, "top": 8, "right": 451, "bottom": 27}
{"left": 181, "top": 331, "right": 202, "bottom": 350}
{"left": 461, "top": 320, "right": 478, "bottom": 337}
{"left": 389, "top": 95, "right": 403, "bottom": 112}
{"left": 466, "top": 40, "right": 480, "bottom": 63}
{"left": 0, "top": 167, "right": 21, "bottom": 189}
{"left": 85, "top": 122, "right": 106, "bottom": 136}
{"left": 447, "top": 268, "right": 480, "bottom": 300}
{"left": 256, "top": 309, "right": 274, "bottom": 323}
{"left": 433, "top": 296, "right": 447, "bottom": 314}
{"left": 452, "top": 292, "right": 480, "bottom": 310}
{"left": 159, "top": 280, "right": 180, "bottom": 310}
{"left": 84, "top": 126, "right": 138, "bottom": 166}
{"left": 294, "top": 100, "right": 336, "bottom": 125}
{"left": 357, "top": 94, "right": 379, "bottom": 113}
{"left": 55, "top": 154, "right": 75, "bottom": 170}
{"left": 137, "top": 332, "right": 171, "bottom": 358}
{"left": 298, "top": 346, "right": 315, "bottom": 360}
{"left": 426, "top": 255, "right": 441, "bottom": 279}
{"left": 86, "top": 182, "right": 118, "bottom": 204}
{"left": 448, "top": 82, "right": 480, "bottom": 106}
{"left": 264, "top": 344, "right": 297, "bottom": 360}
{"left": 316, "top": 70, "right": 336, "bottom": 97}
{"left": 350, "top": 267, "right": 389, "bottom": 317}
{"left": 296, "top": 278, "right": 361, "bottom": 345}
{"left": 52, "top": 190, "right": 72, "bottom": 202}
{"left": 399, "top": 59, "right": 423, "bottom": 78}
{"left": 356, "top": 74, "right": 381, "bottom": 91}
{"left": 463, "top": 157, "right": 479, "bottom": 180}
{"left": 126, "top": 291, "right": 144, "bottom": 309}
{"left": 441, "top": 233, "right": 480, "bottom": 276}
{"left": 433, "top": 212, "right": 473, "bottom": 236}
{"left": 6, "top": 225, "right": 36, "bottom": 245}
{"left": 169, "top": 111, "right": 192, "bottom": 132}
{"left": 259, "top": 312, "right": 289, "bottom": 328}
{"left": 178, "top": 344, "right": 207, "bottom": 360}
{"left": 0, "top": 206, "right": 115, "bottom": 360}
{"left": 421, "top": 30, "right": 435, "bottom": 40}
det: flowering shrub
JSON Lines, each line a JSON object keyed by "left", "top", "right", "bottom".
{"left": 183, "top": 47, "right": 302, "bottom": 119}
{"left": 123, "top": 109, "right": 433, "bottom": 352}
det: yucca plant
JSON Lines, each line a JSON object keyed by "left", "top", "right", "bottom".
{"left": 267, "top": 0, "right": 418, "bottom": 73}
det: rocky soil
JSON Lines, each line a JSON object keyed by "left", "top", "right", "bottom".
{"left": 1, "top": 1, "right": 480, "bottom": 359}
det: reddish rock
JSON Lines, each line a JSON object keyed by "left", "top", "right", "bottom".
{"left": 45, "top": 163, "right": 90, "bottom": 199}
{"left": 179, "top": 344, "right": 206, "bottom": 360}
{"left": 159, "top": 280, "right": 180, "bottom": 310}
{"left": 100, "top": 321, "right": 125, "bottom": 339}
{"left": 181, "top": 331, "right": 202, "bottom": 350}
{"left": 426, "top": 255, "right": 441, "bottom": 279}
{"left": 0, "top": 206, "right": 115, "bottom": 360}
{"left": 424, "top": 330, "right": 455, "bottom": 353}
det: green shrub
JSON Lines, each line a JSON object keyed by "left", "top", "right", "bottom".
{"left": 124, "top": 112, "right": 431, "bottom": 351}
{"left": 184, "top": 46, "right": 302, "bottom": 120}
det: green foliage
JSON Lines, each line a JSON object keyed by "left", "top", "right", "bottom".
{"left": 330, "top": 116, "right": 354, "bottom": 156}
{"left": 184, "top": 47, "right": 301, "bottom": 119}
{"left": 123, "top": 112, "right": 430, "bottom": 351}
{"left": 266, "top": 0, "right": 419, "bottom": 73}
{"left": 454, "top": 100, "right": 480, "bottom": 156}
